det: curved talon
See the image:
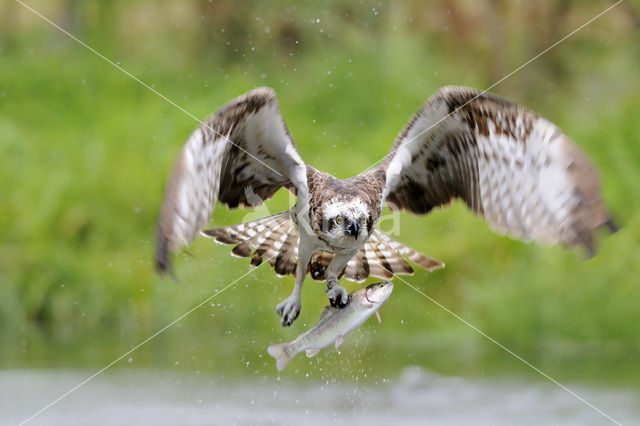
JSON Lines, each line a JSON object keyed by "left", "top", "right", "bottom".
{"left": 326, "top": 285, "right": 348, "bottom": 308}
{"left": 276, "top": 295, "right": 301, "bottom": 327}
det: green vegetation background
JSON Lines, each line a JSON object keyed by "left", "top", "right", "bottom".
{"left": 1, "top": 1, "right": 639, "bottom": 385}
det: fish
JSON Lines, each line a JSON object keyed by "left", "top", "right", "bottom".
{"left": 267, "top": 281, "right": 394, "bottom": 371}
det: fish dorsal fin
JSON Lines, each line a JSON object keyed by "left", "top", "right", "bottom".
{"left": 305, "top": 348, "right": 321, "bottom": 358}
{"left": 375, "top": 310, "right": 382, "bottom": 324}
{"left": 318, "top": 305, "right": 336, "bottom": 321}
{"left": 334, "top": 335, "right": 345, "bottom": 349}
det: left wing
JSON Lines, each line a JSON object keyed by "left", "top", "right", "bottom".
{"left": 156, "top": 87, "right": 308, "bottom": 273}
{"left": 380, "top": 86, "right": 615, "bottom": 255}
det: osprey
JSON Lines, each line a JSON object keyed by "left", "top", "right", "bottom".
{"left": 156, "top": 86, "right": 614, "bottom": 326}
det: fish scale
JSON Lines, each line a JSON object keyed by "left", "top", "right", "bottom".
{"left": 267, "top": 281, "right": 393, "bottom": 371}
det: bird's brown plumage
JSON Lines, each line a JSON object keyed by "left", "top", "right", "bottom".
{"left": 380, "top": 86, "right": 615, "bottom": 256}
{"left": 156, "top": 87, "right": 307, "bottom": 273}
{"left": 202, "top": 212, "right": 444, "bottom": 282}
{"left": 158, "top": 85, "right": 615, "bottom": 284}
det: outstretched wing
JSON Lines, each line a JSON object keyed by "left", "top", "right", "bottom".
{"left": 156, "top": 87, "right": 308, "bottom": 272}
{"left": 381, "top": 86, "right": 615, "bottom": 255}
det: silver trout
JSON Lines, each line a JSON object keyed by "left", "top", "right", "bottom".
{"left": 267, "top": 281, "right": 393, "bottom": 371}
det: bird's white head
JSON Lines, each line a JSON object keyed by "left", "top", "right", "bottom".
{"left": 317, "top": 197, "right": 371, "bottom": 248}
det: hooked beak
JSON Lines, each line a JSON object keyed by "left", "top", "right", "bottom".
{"left": 344, "top": 220, "right": 359, "bottom": 238}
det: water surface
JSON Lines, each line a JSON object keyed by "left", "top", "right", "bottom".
{"left": 3, "top": 367, "right": 638, "bottom": 425}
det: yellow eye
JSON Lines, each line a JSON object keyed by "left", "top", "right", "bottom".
{"left": 360, "top": 216, "right": 367, "bottom": 224}
{"left": 335, "top": 216, "right": 343, "bottom": 225}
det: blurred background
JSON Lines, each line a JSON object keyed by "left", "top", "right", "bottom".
{"left": 1, "top": 0, "right": 640, "bottom": 424}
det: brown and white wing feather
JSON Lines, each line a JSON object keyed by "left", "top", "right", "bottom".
{"left": 157, "top": 87, "right": 308, "bottom": 272}
{"left": 381, "top": 86, "right": 614, "bottom": 255}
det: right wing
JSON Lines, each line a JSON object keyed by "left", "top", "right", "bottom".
{"left": 156, "top": 87, "right": 308, "bottom": 273}
{"left": 380, "top": 86, "right": 615, "bottom": 255}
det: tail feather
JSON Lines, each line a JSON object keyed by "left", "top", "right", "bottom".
{"left": 202, "top": 213, "right": 444, "bottom": 282}
{"left": 297, "top": 230, "right": 444, "bottom": 283}
{"left": 267, "top": 343, "right": 293, "bottom": 372}
{"left": 202, "top": 213, "right": 285, "bottom": 244}
{"left": 202, "top": 211, "right": 300, "bottom": 275}
{"left": 274, "top": 230, "right": 299, "bottom": 276}
{"left": 374, "top": 230, "right": 445, "bottom": 272}
{"left": 365, "top": 238, "right": 412, "bottom": 276}
{"left": 249, "top": 214, "right": 291, "bottom": 266}
{"left": 342, "top": 230, "right": 444, "bottom": 282}
{"left": 362, "top": 239, "right": 395, "bottom": 280}
{"left": 343, "top": 249, "right": 370, "bottom": 283}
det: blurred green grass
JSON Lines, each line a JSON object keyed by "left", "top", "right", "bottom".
{"left": 1, "top": 1, "right": 639, "bottom": 386}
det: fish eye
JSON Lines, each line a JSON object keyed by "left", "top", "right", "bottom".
{"left": 335, "top": 215, "right": 343, "bottom": 225}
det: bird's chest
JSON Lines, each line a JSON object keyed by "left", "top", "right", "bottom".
{"left": 323, "top": 236, "right": 366, "bottom": 256}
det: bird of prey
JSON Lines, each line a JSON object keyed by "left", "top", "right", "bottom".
{"left": 156, "top": 86, "right": 615, "bottom": 326}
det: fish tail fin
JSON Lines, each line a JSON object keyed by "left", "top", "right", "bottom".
{"left": 267, "top": 343, "right": 292, "bottom": 372}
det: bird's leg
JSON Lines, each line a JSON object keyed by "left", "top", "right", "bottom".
{"left": 275, "top": 266, "right": 304, "bottom": 327}
{"left": 276, "top": 239, "right": 312, "bottom": 326}
{"left": 325, "top": 253, "right": 351, "bottom": 308}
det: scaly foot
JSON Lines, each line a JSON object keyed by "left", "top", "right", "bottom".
{"left": 326, "top": 280, "right": 348, "bottom": 308}
{"left": 276, "top": 294, "right": 301, "bottom": 326}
